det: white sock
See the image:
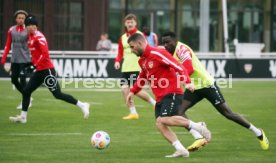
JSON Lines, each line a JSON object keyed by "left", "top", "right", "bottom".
{"left": 148, "top": 97, "right": 156, "bottom": 106}
{"left": 130, "top": 106, "right": 137, "bottom": 114}
{"left": 76, "top": 100, "right": 85, "bottom": 108}
{"left": 172, "top": 140, "right": 186, "bottom": 151}
{"left": 188, "top": 120, "right": 200, "bottom": 130}
{"left": 249, "top": 124, "right": 262, "bottom": 137}
{"left": 21, "top": 111, "right": 27, "bottom": 118}
{"left": 189, "top": 129, "right": 203, "bottom": 139}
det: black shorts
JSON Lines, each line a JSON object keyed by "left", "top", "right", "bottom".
{"left": 155, "top": 93, "right": 183, "bottom": 118}
{"left": 183, "top": 82, "right": 225, "bottom": 107}
{"left": 120, "top": 71, "right": 140, "bottom": 86}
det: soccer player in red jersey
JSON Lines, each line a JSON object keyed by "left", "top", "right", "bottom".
{"left": 9, "top": 15, "right": 90, "bottom": 123}
{"left": 126, "top": 33, "right": 211, "bottom": 158}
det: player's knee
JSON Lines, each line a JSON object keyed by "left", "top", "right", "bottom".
{"left": 155, "top": 117, "right": 163, "bottom": 128}
{"left": 180, "top": 102, "right": 191, "bottom": 114}
{"left": 217, "top": 103, "right": 232, "bottom": 118}
{"left": 220, "top": 108, "right": 236, "bottom": 120}
{"left": 223, "top": 112, "right": 232, "bottom": 119}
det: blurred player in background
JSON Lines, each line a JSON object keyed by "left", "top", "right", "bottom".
{"left": 142, "top": 26, "right": 158, "bottom": 47}
{"left": 114, "top": 14, "right": 156, "bottom": 120}
{"left": 9, "top": 15, "right": 90, "bottom": 123}
{"left": 126, "top": 33, "right": 211, "bottom": 158}
{"left": 161, "top": 31, "right": 269, "bottom": 151}
{"left": 1, "top": 10, "right": 33, "bottom": 109}
{"left": 96, "top": 33, "right": 112, "bottom": 51}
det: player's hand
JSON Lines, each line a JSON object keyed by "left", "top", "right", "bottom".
{"left": 126, "top": 92, "right": 134, "bottom": 106}
{"left": 114, "top": 62, "right": 120, "bottom": 70}
{"left": 3, "top": 63, "right": 11, "bottom": 72}
{"left": 185, "top": 83, "right": 195, "bottom": 93}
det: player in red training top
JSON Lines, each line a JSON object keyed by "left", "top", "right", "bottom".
{"left": 9, "top": 15, "right": 90, "bottom": 123}
{"left": 126, "top": 33, "right": 211, "bottom": 158}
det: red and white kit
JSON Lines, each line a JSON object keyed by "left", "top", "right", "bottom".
{"left": 27, "top": 30, "right": 54, "bottom": 71}
{"left": 130, "top": 45, "right": 191, "bottom": 102}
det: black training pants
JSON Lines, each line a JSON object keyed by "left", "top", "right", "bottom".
{"left": 22, "top": 68, "right": 78, "bottom": 111}
{"left": 10, "top": 63, "right": 30, "bottom": 93}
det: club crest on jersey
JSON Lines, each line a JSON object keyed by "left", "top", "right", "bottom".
{"left": 148, "top": 61, "right": 153, "bottom": 68}
{"left": 28, "top": 40, "right": 34, "bottom": 46}
{"left": 244, "top": 64, "right": 253, "bottom": 74}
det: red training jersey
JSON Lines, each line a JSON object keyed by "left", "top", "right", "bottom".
{"left": 27, "top": 30, "right": 54, "bottom": 71}
{"left": 130, "top": 45, "right": 191, "bottom": 102}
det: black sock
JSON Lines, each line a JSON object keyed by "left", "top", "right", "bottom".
{"left": 257, "top": 134, "right": 263, "bottom": 140}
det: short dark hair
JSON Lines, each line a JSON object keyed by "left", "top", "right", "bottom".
{"left": 161, "top": 31, "right": 176, "bottom": 39}
{"left": 24, "top": 14, "right": 38, "bottom": 26}
{"left": 127, "top": 33, "right": 145, "bottom": 44}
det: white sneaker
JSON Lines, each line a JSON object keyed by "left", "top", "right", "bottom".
{"left": 81, "top": 102, "right": 90, "bottom": 119}
{"left": 197, "top": 122, "right": 212, "bottom": 142}
{"left": 165, "top": 149, "right": 189, "bottom": 158}
{"left": 16, "top": 97, "right": 33, "bottom": 110}
{"left": 9, "top": 115, "right": 27, "bottom": 123}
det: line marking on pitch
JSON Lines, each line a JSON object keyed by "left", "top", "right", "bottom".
{"left": 7, "top": 132, "right": 83, "bottom": 136}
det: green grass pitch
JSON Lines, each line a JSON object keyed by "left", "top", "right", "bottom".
{"left": 0, "top": 80, "right": 275, "bottom": 163}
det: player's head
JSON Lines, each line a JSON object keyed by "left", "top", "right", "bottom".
{"left": 14, "top": 10, "right": 28, "bottom": 26}
{"left": 161, "top": 31, "right": 177, "bottom": 54}
{"left": 124, "top": 14, "right": 137, "bottom": 31}
{"left": 143, "top": 26, "right": 150, "bottom": 36}
{"left": 128, "top": 33, "right": 147, "bottom": 57}
{"left": 24, "top": 14, "right": 38, "bottom": 34}
{"left": 101, "top": 33, "right": 109, "bottom": 40}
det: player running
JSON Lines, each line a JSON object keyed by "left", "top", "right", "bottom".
{"left": 161, "top": 31, "right": 269, "bottom": 151}
{"left": 9, "top": 15, "right": 90, "bottom": 123}
{"left": 126, "top": 33, "right": 211, "bottom": 158}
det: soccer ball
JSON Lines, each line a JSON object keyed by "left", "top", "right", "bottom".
{"left": 91, "top": 131, "right": 110, "bottom": 150}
